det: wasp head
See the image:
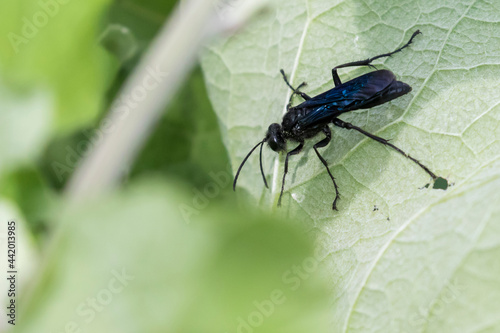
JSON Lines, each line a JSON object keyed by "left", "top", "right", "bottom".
{"left": 265, "top": 123, "right": 286, "bottom": 152}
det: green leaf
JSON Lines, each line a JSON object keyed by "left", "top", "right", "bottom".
{"left": 0, "top": 0, "right": 114, "bottom": 133}
{"left": 0, "top": 82, "right": 52, "bottom": 175}
{"left": 16, "top": 179, "right": 331, "bottom": 333}
{"left": 0, "top": 83, "right": 55, "bottom": 237}
{"left": 201, "top": 0, "right": 500, "bottom": 331}
{"left": 343, "top": 159, "right": 500, "bottom": 332}
{"left": 132, "top": 67, "right": 231, "bottom": 189}
{"left": 101, "top": 0, "right": 176, "bottom": 67}
{"left": 1, "top": 166, "right": 58, "bottom": 236}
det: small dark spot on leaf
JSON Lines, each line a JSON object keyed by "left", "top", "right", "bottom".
{"left": 419, "top": 183, "right": 430, "bottom": 189}
{"left": 433, "top": 177, "right": 448, "bottom": 190}
{"left": 373, "top": 205, "right": 378, "bottom": 211}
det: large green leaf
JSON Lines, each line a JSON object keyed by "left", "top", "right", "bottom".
{"left": 201, "top": 0, "right": 500, "bottom": 331}
{"left": 16, "top": 179, "right": 331, "bottom": 333}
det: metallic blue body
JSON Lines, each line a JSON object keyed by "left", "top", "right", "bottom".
{"left": 281, "top": 69, "right": 411, "bottom": 141}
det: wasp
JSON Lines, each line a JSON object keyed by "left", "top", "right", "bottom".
{"left": 233, "top": 31, "right": 446, "bottom": 210}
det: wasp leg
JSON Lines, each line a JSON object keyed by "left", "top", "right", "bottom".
{"left": 313, "top": 127, "right": 340, "bottom": 210}
{"left": 280, "top": 69, "right": 311, "bottom": 106}
{"left": 333, "top": 118, "right": 437, "bottom": 180}
{"left": 331, "top": 30, "right": 421, "bottom": 86}
{"left": 278, "top": 141, "right": 304, "bottom": 207}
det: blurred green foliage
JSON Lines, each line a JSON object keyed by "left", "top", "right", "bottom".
{"left": 0, "top": 1, "right": 332, "bottom": 332}
{"left": 16, "top": 179, "right": 332, "bottom": 333}
{"left": 131, "top": 67, "right": 231, "bottom": 189}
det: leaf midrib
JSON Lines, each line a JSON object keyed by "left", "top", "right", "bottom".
{"left": 270, "top": 0, "right": 311, "bottom": 201}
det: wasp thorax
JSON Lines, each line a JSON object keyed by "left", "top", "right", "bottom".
{"left": 265, "top": 123, "right": 286, "bottom": 152}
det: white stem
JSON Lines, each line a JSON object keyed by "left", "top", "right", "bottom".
{"left": 66, "top": 0, "right": 268, "bottom": 201}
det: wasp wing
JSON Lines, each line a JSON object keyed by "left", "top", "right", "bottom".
{"left": 296, "top": 70, "right": 410, "bottom": 127}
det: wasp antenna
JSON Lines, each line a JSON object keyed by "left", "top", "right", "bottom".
{"left": 233, "top": 139, "right": 266, "bottom": 191}
{"left": 259, "top": 141, "right": 268, "bottom": 188}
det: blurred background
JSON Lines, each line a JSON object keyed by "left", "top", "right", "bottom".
{"left": 0, "top": 0, "right": 333, "bottom": 332}
{"left": 1, "top": 0, "right": 500, "bottom": 332}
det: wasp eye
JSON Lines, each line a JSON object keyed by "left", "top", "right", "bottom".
{"left": 268, "top": 138, "right": 281, "bottom": 151}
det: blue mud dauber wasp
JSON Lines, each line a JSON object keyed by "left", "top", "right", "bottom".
{"left": 233, "top": 30, "right": 446, "bottom": 210}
